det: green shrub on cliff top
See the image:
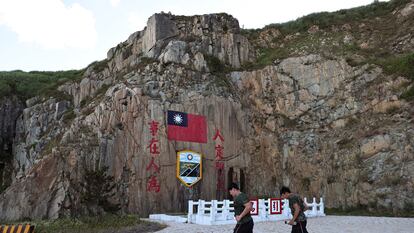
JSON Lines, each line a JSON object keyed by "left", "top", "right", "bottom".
{"left": 0, "top": 70, "right": 83, "bottom": 100}
{"left": 264, "top": 0, "right": 410, "bottom": 34}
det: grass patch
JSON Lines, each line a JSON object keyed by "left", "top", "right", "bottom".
{"left": 0, "top": 215, "right": 166, "bottom": 233}
{"left": 240, "top": 0, "right": 411, "bottom": 69}
{"left": 62, "top": 108, "right": 76, "bottom": 124}
{"left": 212, "top": 74, "right": 232, "bottom": 89}
{"left": 88, "top": 60, "right": 108, "bottom": 73}
{"left": 376, "top": 53, "right": 414, "bottom": 100}
{"left": 95, "top": 84, "right": 111, "bottom": 97}
{"left": 40, "top": 136, "right": 61, "bottom": 157}
{"left": 382, "top": 53, "right": 414, "bottom": 79}
{"left": 0, "top": 70, "right": 83, "bottom": 101}
{"left": 263, "top": 0, "right": 409, "bottom": 35}
{"left": 252, "top": 47, "right": 290, "bottom": 69}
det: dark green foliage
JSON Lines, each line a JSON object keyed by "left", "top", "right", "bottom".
{"left": 222, "top": 24, "right": 228, "bottom": 33}
{"left": 80, "top": 96, "right": 92, "bottom": 108}
{"left": 80, "top": 167, "right": 120, "bottom": 214}
{"left": 239, "top": 0, "right": 411, "bottom": 70}
{"left": 240, "top": 28, "right": 261, "bottom": 40}
{"left": 379, "top": 53, "right": 414, "bottom": 100}
{"left": 382, "top": 53, "right": 414, "bottom": 79}
{"left": 253, "top": 47, "right": 289, "bottom": 69}
{"left": 62, "top": 109, "right": 76, "bottom": 124}
{"left": 205, "top": 55, "right": 225, "bottom": 73}
{"left": 0, "top": 70, "right": 83, "bottom": 100}
{"left": 95, "top": 84, "right": 110, "bottom": 97}
{"left": 264, "top": 0, "right": 409, "bottom": 35}
{"left": 401, "top": 85, "right": 414, "bottom": 100}
{"left": 122, "top": 46, "right": 133, "bottom": 60}
{"left": 140, "top": 57, "right": 157, "bottom": 65}
{"left": 89, "top": 59, "right": 108, "bottom": 73}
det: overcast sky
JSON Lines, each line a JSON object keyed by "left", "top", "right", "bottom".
{"left": 0, "top": 0, "right": 388, "bottom": 71}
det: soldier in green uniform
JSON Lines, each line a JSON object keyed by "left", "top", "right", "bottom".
{"left": 228, "top": 183, "right": 254, "bottom": 233}
{"left": 280, "top": 186, "right": 309, "bottom": 233}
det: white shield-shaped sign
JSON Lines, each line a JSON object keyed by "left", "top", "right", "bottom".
{"left": 176, "top": 150, "right": 202, "bottom": 187}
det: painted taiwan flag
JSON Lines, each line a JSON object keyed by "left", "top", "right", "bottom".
{"left": 167, "top": 110, "right": 207, "bottom": 143}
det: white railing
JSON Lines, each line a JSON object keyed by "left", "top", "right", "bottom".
{"left": 188, "top": 197, "right": 325, "bottom": 225}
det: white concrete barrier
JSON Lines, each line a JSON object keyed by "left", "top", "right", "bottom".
{"left": 187, "top": 197, "right": 325, "bottom": 225}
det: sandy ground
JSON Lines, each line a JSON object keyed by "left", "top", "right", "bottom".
{"left": 152, "top": 216, "right": 414, "bottom": 233}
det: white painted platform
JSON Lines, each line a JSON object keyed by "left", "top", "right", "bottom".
{"left": 149, "top": 214, "right": 187, "bottom": 223}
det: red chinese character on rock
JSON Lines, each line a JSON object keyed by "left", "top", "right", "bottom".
{"left": 149, "top": 121, "right": 159, "bottom": 137}
{"left": 147, "top": 138, "right": 160, "bottom": 154}
{"left": 215, "top": 161, "right": 225, "bottom": 169}
{"left": 215, "top": 144, "right": 224, "bottom": 160}
{"left": 217, "top": 169, "right": 225, "bottom": 191}
{"left": 146, "top": 157, "right": 160, "bottom": 173}
{"left": 212, "top": 129, "right": 224, "bottom": 142}
{"left": 147, "top": 176, "right": 160, "bottom": 193}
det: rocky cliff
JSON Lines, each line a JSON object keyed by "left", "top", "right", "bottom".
{"left": 0, "top": 0, "right": 413, "bottom": 220}
{"left": 0, "top": 96, "right": 24, "bottom": 192}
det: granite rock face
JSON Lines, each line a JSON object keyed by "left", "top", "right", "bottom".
{"left": 0, "top": 10, "right": 413, "bottom": 220}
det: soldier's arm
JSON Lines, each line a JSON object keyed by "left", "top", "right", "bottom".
{"left": 288, "top": 203, "right": 300, "bottom": 225}
{"left": 235, "top": 201, "right": 252, "bottom": 222}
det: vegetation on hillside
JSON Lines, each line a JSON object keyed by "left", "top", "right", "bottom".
{"left": 0, "top": 70, "right": 83, "bottom": 101}
{"left": 266, "top": 0, "right": 409, "bottom": 34}
{"left": 381, "top": 53, "right": 414, "bottom": 100}
{"left": 242, "top": 0, "right": 410, "bottom": 40}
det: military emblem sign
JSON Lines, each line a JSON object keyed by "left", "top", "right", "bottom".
{"left": 176, "top": 150, "right": 202, "bottom": 187}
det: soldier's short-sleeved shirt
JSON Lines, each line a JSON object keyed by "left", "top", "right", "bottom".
{"left": 234, "top": 192, "right": 253, "bottom": 224}
{"left": 288, "top": 194, "right": 307, "bottom": 222}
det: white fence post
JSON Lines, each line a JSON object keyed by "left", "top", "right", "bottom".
{"left": 223, "top": 199, "right": 230, "bottom": 220}
{"left": 198, "top": 200, "right": 205, "bottom": 215}
{"left": 312, "top": 197, "right": 317, "bottom": 216}
{"left": 210, "top": 200, "right": 217, "bottom": 223}
{"left": 188, "top": 200, "right": 193, "bottom": 223}
{"left": 261, "top": 199, "right": 268, "bottom": 220}
{"left": 320, "top": 197, "right": 325, "bottom": 216}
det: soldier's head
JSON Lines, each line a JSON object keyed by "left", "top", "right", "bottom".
{"left": 228, "top": 183, "right": 240, "bottom": 197}
{"left": 280, "top": 186, "right": 291, "bottom": 199}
